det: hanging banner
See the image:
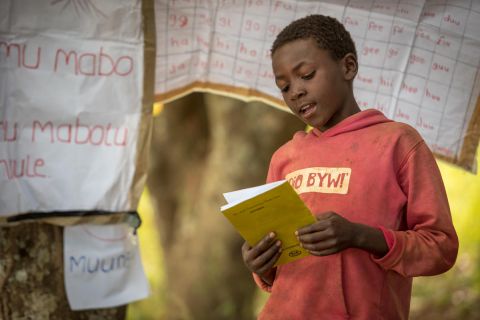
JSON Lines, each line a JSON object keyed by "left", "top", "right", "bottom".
{"left": 0, "top": 0, "right": 154, "bottom": 220}
{"left": 154, "top": 0, "right": 480, "bottom": 172}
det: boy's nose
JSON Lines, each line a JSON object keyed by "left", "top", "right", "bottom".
{"left": 290, "top": 86, "right": 306, "bottom": 100}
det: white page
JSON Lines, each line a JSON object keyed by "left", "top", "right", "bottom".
{"left": 64, "top": 223, "right": 150, "bottom": 310}
{"left": 221, "top": 180, "right": 286, "bottom": 210}
{"left": 0, "top": 0, "right": 144, "bottom": 217}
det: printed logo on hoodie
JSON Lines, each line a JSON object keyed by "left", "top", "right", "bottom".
{"left": 285, "top": 167, "right": 351, "bottom": 195}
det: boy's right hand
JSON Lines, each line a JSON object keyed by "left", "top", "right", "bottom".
{"left": 241, "top": 232, "right": 282, "bottom": 285}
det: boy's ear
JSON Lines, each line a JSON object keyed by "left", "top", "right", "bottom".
{"left": 342, "top": 53, "right": 358, "bottom": 81}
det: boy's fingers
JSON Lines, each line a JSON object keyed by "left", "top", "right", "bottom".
{"left": 256, "top": 250, "right": 282, "bottom": 275}
{"left": 250, "top": 232, "right": 277, "bottom": 256}
{"left": 242, "top": 232, "right": 277, "bottom": 262}
{"left": 242, "top": 241, "right": 255, "bottom": 251}
{"left": 298, "top": 230, "right": 332, "bottom": 244}
{"left": 301, "top": 238, "right": 338, "bottom": 252}
{"left": 241, "top": 242, "right": 252, "bottom": 255}
{"left": 296, "top": 220, "right": 330, "bottom": 236}
{"left": 244, "top": 238, "right": 281, "bottom": 274}
{"left": 250, "top": 240, "right": 281, "bottom": 269}
{"left": 296, "top": 212, "right": 340, "bottom": 236}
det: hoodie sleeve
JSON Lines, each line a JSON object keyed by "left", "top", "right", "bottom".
{"left": 372, "top": 141, "right": 459, "bottom": 276}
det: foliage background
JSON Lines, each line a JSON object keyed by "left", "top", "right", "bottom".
{"left": 127, "top": 150, "right": 480, "bottom": 320}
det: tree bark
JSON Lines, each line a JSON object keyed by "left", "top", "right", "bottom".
{"left": 0, "top": 223, "right": 126, "bottom": 320}
{"left": 147, "top": 93, "right": 304, "bottom": 319}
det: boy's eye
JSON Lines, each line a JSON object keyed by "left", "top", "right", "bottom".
{"left": 280, "top": 85, "right": 289, "bottom": 93}
{"left": 302, "top": 71, "right": 315, "bottom": 80}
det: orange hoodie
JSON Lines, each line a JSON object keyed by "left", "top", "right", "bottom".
{"left": 254, "top": 109, "right": 458, "bottom": 320}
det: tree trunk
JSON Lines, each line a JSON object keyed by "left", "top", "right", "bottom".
{"left": 147, "top": 93, "right": 304, "bottom": 319}
{"left": 0, "top": 223, "right": 126, "bottom": 320}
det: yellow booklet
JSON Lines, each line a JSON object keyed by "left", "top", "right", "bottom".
{"left": 221, "top": 180, "right": 316, "bottom": 266}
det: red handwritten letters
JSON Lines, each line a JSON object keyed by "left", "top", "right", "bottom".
{"left": 0, "top": 155, "right": 46, "bottom": 180}
{"left": 0, "top": 41, "right": 135, "bottom": 76}
{"left": 31, "top": 118, "right": 128, "bottom": 147}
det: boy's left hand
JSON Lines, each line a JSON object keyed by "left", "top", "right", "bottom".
{"left": 296, "top": 211, "right": 359, "bottom": 256}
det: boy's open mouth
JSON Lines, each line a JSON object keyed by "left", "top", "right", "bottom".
{"left": 299, "top": 103, "right": 316, "bottom": 117}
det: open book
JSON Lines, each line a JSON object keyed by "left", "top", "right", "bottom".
{"left": 221, "top": 180, "right": 316, "bottom": 266}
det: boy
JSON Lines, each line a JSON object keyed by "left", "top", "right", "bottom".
{"left": 241, "top": 14, "right": 458, "bottom": 319}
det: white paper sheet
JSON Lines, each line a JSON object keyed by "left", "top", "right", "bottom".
{"left": 155, "top": 0, "right": 480, "bottom": 169}
{"left": 0, "top": 0, "right": 145, "bottom": 216}
{"left": 64, "top": 223, "right": 150, "bottom": 310}
{"left": 222, "top": 180, "right": 286, "bottom": 210}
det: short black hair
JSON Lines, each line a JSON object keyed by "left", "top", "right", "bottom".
{"left": 271, "top": 14, "right": 357, "bottom": 60}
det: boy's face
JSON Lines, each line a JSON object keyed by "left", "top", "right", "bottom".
{"left": 272, "top": 38, "right": 358, "bottom": 131}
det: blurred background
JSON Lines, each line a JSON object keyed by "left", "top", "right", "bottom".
{"left": 126, "top": 92, "right": 480, "bottom": 320}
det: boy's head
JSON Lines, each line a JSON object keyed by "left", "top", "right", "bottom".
{"left": 271, "top": 14, "right": 360, "bottom": 131}
{"left": 271, "top": 14, "right": 357, "bottom": 61}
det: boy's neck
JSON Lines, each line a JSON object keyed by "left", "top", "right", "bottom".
{"left": 318, "top": 99, "right": 361, "bottom": 132}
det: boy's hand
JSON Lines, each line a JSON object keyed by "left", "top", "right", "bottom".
{"left": 296, "top": 212, "right": 359, "bottom": 256}
{"left": 241, "top": 232, "right": 281, "bottom": 285}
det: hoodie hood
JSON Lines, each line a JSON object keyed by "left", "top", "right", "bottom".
{"left": 312, "top": 109, "right": 392, "bottom": 138}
